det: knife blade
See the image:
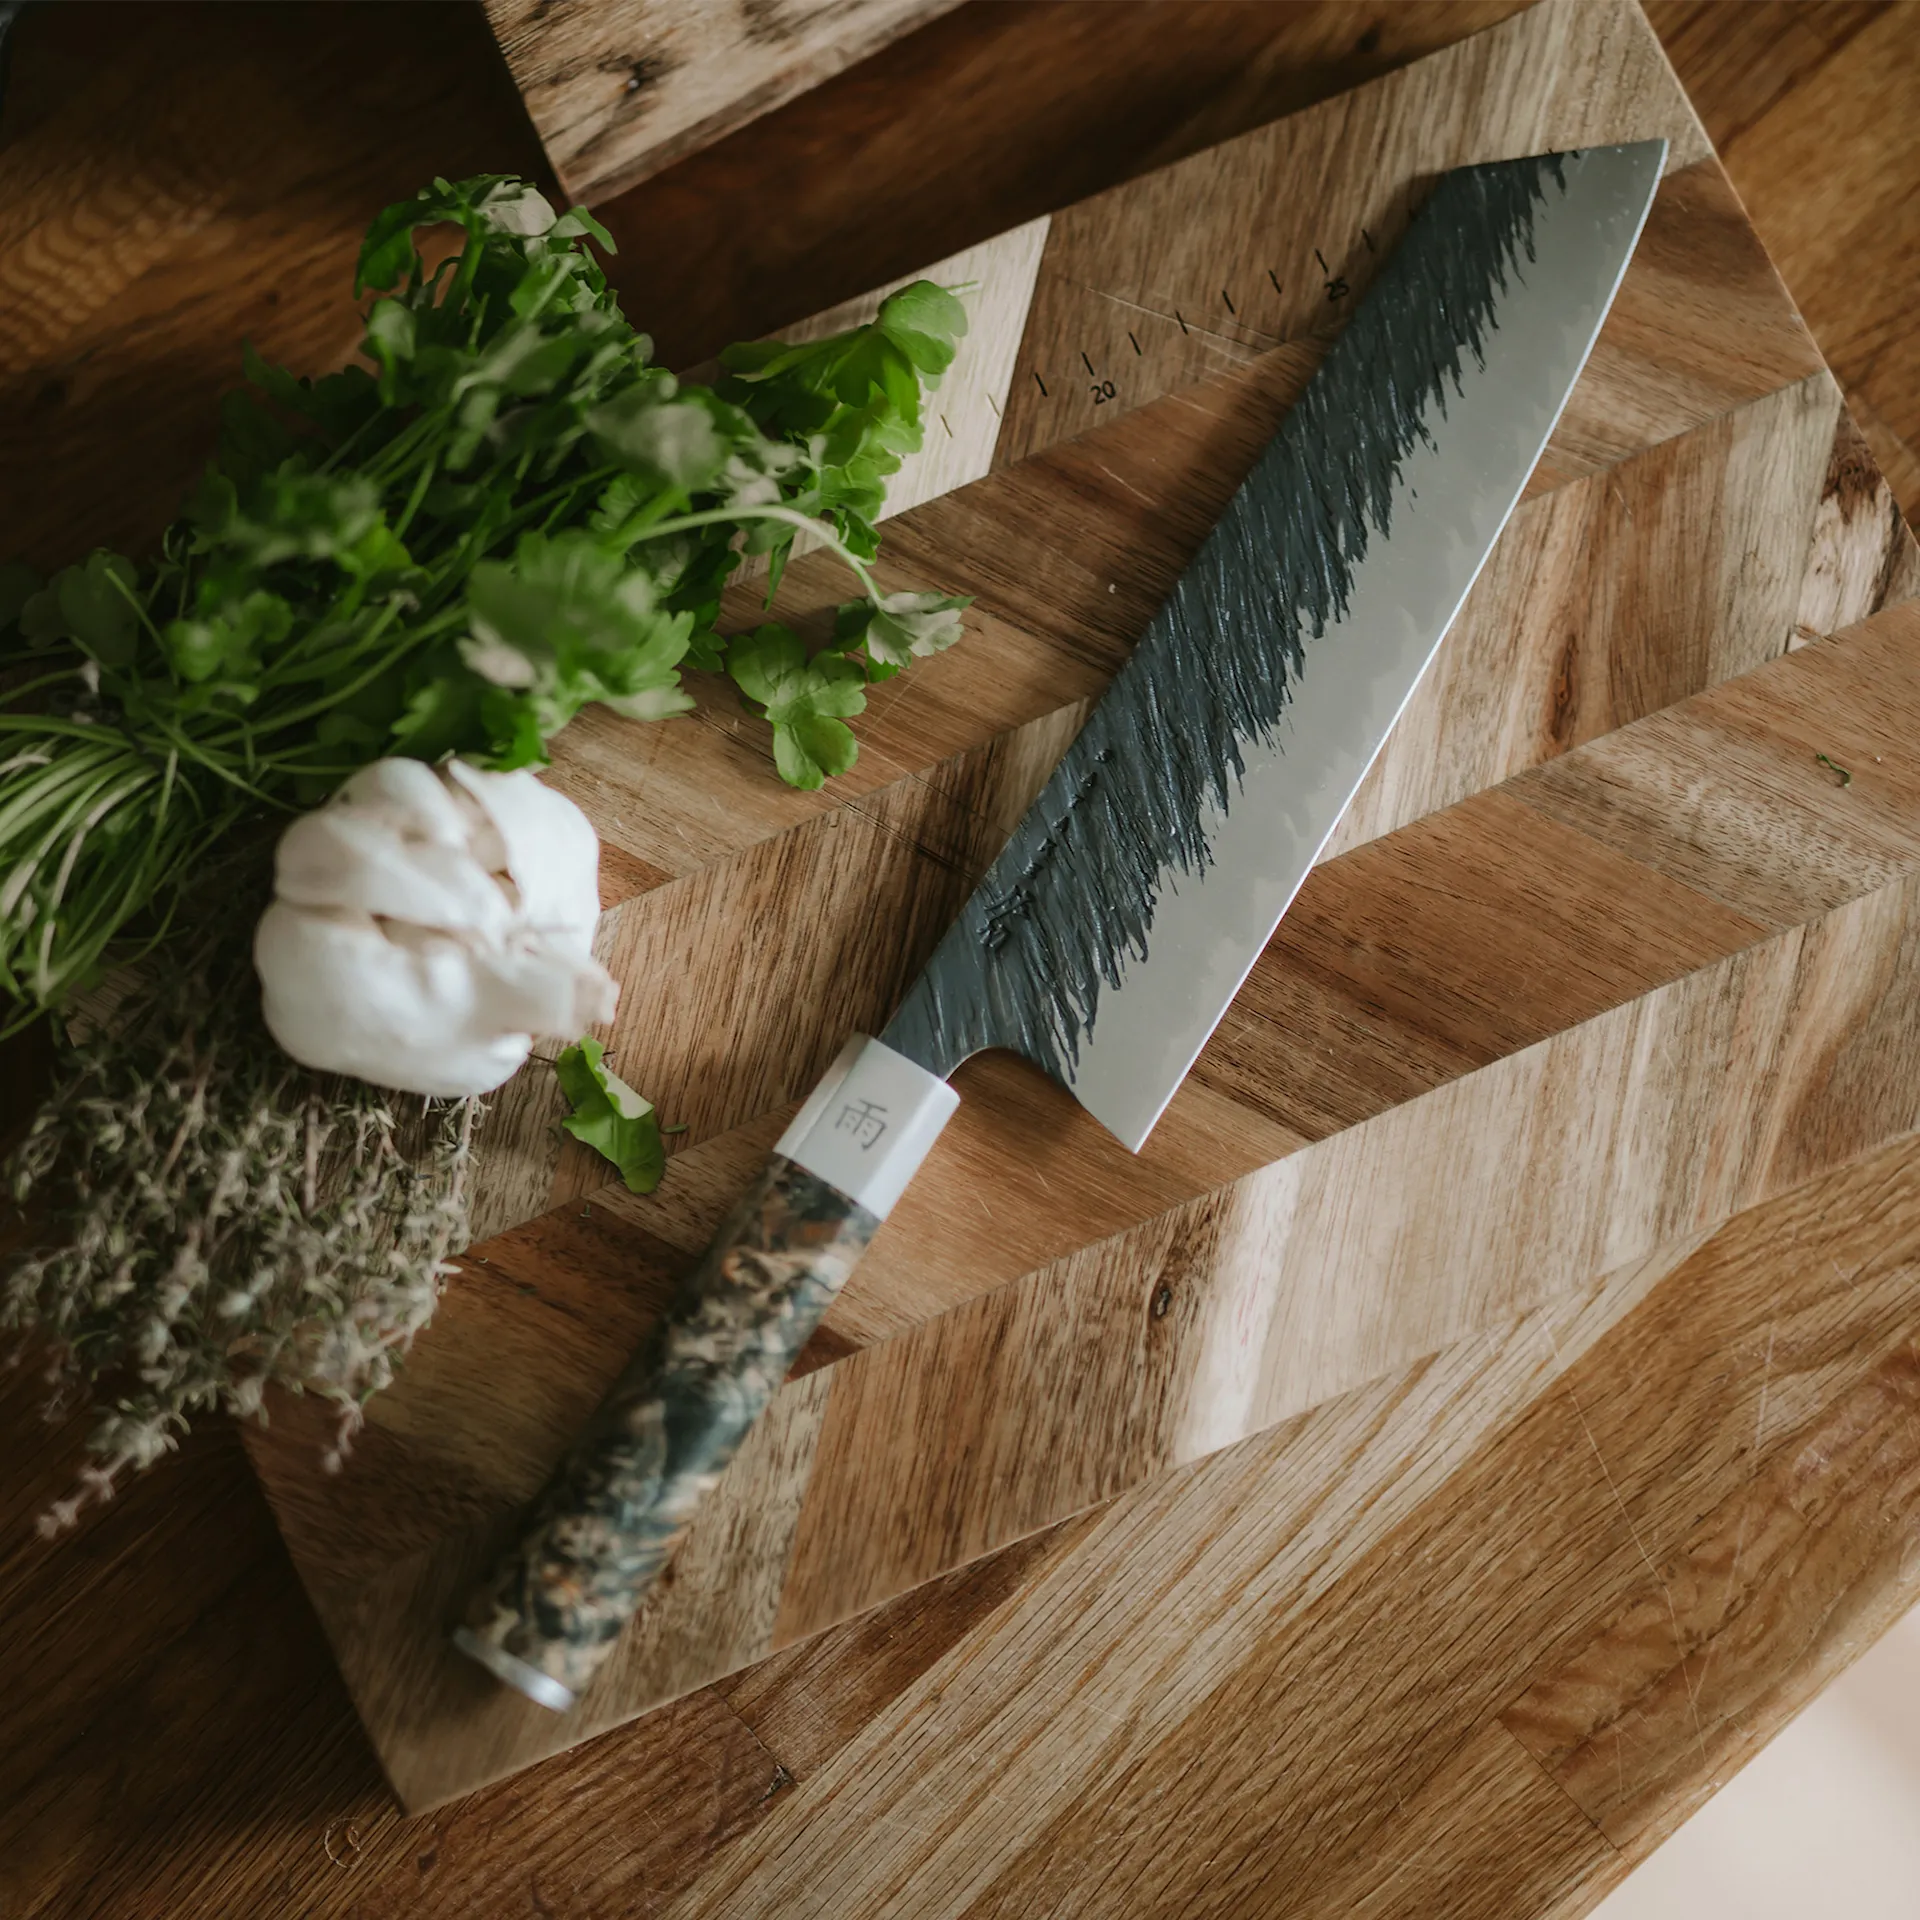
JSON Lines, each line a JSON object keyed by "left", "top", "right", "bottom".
{"left": 456, "top": 138, "right": 1667, "bottom": 1711}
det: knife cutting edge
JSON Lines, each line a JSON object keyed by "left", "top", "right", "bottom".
{"left": 455, "top": 138, "right": 1668, "bottom": 1711}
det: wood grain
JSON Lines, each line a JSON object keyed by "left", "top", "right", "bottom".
{"left": 228, "top": 0, "right": 1920, "bottom": 1810}
{"left": 6, "top": 3, "right": 1920, "bottom": 1915}
{"left": 991, "top": 0, "right": 1711, "bottom": 463}
{"left": 483, "top": 0, "right": 966, "bottom": 205}
{"left": 670, "top": 1130, "right": 1920, "bottom": 1918}
{"left": 1683, "top": 0, "right": 1920, "bottom": 522}
{"left": 257, "top": 592, "right": 1920, "bottom": 1808}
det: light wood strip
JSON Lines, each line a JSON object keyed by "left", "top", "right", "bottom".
{"left": 993, "top": 0, "right": 1714, "bottom": 463}
{"left": 482, "top": 0, "right": 966, "bottom": 205}
{"left": 1793, "top": 397, "right": 1920, "bottom": 645}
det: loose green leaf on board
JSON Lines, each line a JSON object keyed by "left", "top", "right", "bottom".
{"left": 555, "top": 1036, "right": 665, "bottom": 1194}
{"left": 727, "top": 624, "right": 867, "bottom": 789}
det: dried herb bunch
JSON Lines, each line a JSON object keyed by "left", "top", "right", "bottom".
{"left": 3, "top": 875, "right": 480, "bottom": 1531}
{"left": 0, "top": 172, "right": 972, "bottom": 1517}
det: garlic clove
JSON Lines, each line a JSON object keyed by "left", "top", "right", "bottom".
{"left": 275, "top": 810, "right": 514, "bottom": 939}
{"left": 470, "top": 935, "right": 619, "bottom": 1039}
{"left": 444, "top": 761, "right": 602, "bottom": 940}
{"left": 255, "top": 903, "right": 533, "bottom": 1097}
{"left": 336, "top": 756, "right": 474, "bottom": 847}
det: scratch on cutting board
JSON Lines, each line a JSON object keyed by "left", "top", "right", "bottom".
{"left": 1057, "top": 272, "right": 1279, "bottom": 353}
{"left": 1087, "top": 457, "right": 1156, "bottom": 508}
{"left": 1540, "top": 1317, "right": 1712, "bottom": 1772}
{"left": 842, "top": 794, "right": 980, "bottom": 883}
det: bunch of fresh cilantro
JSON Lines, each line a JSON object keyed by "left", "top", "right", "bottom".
{"left": 0, "top": 174, "right": 969, "bottom": 1024}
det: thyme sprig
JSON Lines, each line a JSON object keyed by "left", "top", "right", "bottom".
{"left": 3, "top": 865, "right": 480, "bottom": 1532}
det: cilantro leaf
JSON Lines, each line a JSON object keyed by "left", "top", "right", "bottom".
{"left": 586, "top": 389, "right": 729, "bottom": 493}
{"left": 21, "top": 553, "right": 143, "bottom": 669}
{"left": 388, "top": 662, "right": 489, "bottom": 763}
{"left": 876, "top": 281, "right": 969, "bottom": 378}
{"left": 161, "top": 589, "right": 291, "bottom": 700}
{"left": 726, "top": 624, "right": 867, "bottom": 789}
{"left": 363, "top": 298, "right": 417, "bottom": 399}
{"left": 713, "top": 280, "right": 970, "bottom": 584}
{"left": 461, "top": 529, "right": 695, "bottom": 756}
{"left": 834, "top": 589, "right": 971, "bottom": 674}
{"left": 353, "top": 173, "right": 518, "bottom": 294}
{"left": 478, "top": 182, "right": 557, "bottom": 238}
{"left": 555, "top": 1037, "right": 665, "bottom": 1194}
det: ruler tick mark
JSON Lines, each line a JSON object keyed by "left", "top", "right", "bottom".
{"left": 1268, "top": 268, "right": 1283, "bottom": 296}
{"left": 1034, "top": 371, "right": 1048, "bottom": 398}
{"left": 1221, "top": 288, "right": 1235, "bottom": 315}
{"left": 1080, "top": 349, "right": 1096, "bottom": 377}
{"left": 1127, "top": 330, "right": 1141, "bottom": 355}
{"left": 1175, "top": 309, "right": 1189, "bottom": 335}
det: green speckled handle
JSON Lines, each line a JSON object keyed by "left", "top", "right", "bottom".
{"left": 456, "top": 1152, "right": 879, "bottom": 1709}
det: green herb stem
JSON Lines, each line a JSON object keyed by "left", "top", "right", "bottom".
{"left": 0, "top": 172, "right": 970, "bottom": 1023}
{"left": 627, "top": 503, "right": 880, "bottom": 598}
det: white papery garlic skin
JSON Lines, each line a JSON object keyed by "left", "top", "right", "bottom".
{"left": 253, "top": 758, "right": 618, "bottom": 1098}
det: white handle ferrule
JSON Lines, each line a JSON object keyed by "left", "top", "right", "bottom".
{"left": 774, "top": 1035, "right": 959, "bottom": 1219}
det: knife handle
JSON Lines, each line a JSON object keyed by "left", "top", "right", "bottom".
{"left": 454, "top": 1035, "right": 959, "bottom": 1711}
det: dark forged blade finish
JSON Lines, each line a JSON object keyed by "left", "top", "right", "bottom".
{"left": 458, "top": 140, "right": 1668, "bottom": 1713}
{"left": 885, "top": 140, "right": 1667, "bottom": 1149}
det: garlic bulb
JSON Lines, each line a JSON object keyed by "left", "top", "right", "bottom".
{"left": 253, "top": 758, "right": 618, "bottom": 1097}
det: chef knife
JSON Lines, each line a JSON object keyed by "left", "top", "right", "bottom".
{"left": 457, "top": 138, "right": 1667, "bottom": 1711}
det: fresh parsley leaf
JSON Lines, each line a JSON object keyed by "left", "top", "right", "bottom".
{"left": 586, "top": 389, "right": 729, "bottom": 493}
{"left": 727, "top": 624, "right": 867, "bottom": 789}
{"left": 713, "top": 279, "right": 970, "bottom": 582}
{"left": 834, "top": 589, "right": 971, "bottom": 674}
{"left": 161, "top": 590, "right": 291, "bottom": 698}
{"left": 875, "top": 280, "right": 968, "bottom": 378}
{"left": 0, "top": 174, "right": 974, "bottom": 1024}
{"left": 353, "top": 173, "right": 519, "bottom": 294}
{"left": 388, "top": 662, "right": 488, "bottom": 763}
{"left": 363, "top": 298, "right": 417, "bottom": 399}
{"left": 461, "top": 529, "right": 696, "bottom": 755}
{"left": 555, "top": 1037, "right": 665, "bottom": 1194}
{"left": 478, "top": 182, "right": 557, "bottom": 238}
{"left": 21, "top": 553, "right": 143, "bottom": 668}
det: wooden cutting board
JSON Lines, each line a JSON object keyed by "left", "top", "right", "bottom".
{"left": 246, "top": 0, "right": 1920, "bottom": 1813}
